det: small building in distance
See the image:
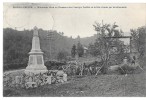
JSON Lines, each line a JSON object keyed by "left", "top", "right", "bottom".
{"left": 83, "top": 46, "right": 88, "bottom": 54}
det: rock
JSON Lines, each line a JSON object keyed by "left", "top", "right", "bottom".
{"left": 15, "top": 76, "right": 21, "bottom": 84}
{"left": 56, "top": 76, "right": 61, "bottom": 80}
{"left": 28, "top": 77, "right": 33, "bottom": 82}
{"left": 40, "top": 81, "right": 45, "bottom": 86}
{"left": 51, "top": 77, "right": 56, "bottom": 84}
{"left": 36, "top": 79, "right": 42, "bottom": 86}
{"left": 80, "top": 91, "right": 84, "bottom": 93}
{"left": 60, "top": 79, "right": 64, "bottom": 83}
{"left": 56, "top": 70, "right": 64, "bottom": 77}
{"left": 123, "top": 58, "right": 128, "bottom": 64}
{"left": 46, "top": 76, "right": 52, "bottom": 84}
{"left": 63, "top": 73, "right": 67, "bottom": 82}
{"left": 25, "top": 82, "right": 37, "bottom": 89}
{"left": 109, "top": 65, "right": 120, "bottom": 71}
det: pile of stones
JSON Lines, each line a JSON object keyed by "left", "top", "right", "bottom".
{"left": 3, "top": 70, "right": 67, "bottom": 89}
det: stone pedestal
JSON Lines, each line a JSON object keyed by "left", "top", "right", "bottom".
{"left": 25, "top": 26, "right": 48, "bottom": 75}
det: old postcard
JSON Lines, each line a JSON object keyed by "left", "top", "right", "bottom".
{"left": 3, "top": 3, "right": 146, "bottom": 97}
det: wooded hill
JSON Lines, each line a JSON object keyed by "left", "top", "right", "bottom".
{"left": 3, "top": 28, "right": 97, "bottom": 65}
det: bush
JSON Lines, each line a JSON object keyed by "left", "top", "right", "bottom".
{"left": 3, "top": 60, "right": 67, "bottom": 71}
{"left": 3, "top": 63, "right": 27, "bottom": 71}
{"left": 118, "top": 64, "right": 135, "bottom": 74}
{"left": 44, "top": 60, "right": 66, "bottom": 70}
{"left": 57, "top": 51, "right": 69, "bottom": 61}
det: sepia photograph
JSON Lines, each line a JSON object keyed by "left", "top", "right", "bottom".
{"left": 3, "top": 2, "right": 146, "bottom": 97}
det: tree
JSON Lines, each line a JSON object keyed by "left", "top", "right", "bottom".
{"left": 77, "top": 42, "right": 84, "bottom": 57}
{"left": 71, "top": 44, "right": 76, "bottom": 58}
{"left": 3, "top": 28, "right": 71, "bottom": 70}
{"left": 131, "top": 26, "right": 146, "bottom": 57}
{"left": 88, "top": 43, "right": 101, "bottom": 57}
{"left": 57, "top": 51, "right": 68, "bottom": 61}
{"left": 88, "top": 43, "right": 95, "bottom": 56}
{"left": 138, "top": 27, "right": 146, "bottom": 57}
{"left": 93, "top": 21, "right": 122, "bottom": 74}
{"left": 3, "top": 28, "right": 32, "bottom": 64}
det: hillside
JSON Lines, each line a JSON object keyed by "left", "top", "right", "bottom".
{"left": 80, "top": 34, "right": 97, "bottom": 46}
{"left": 3, "top": 28, "right": 97, "bottom": 65}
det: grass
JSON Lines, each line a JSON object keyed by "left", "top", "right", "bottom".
{"left": 3, "top": 70, "right": 146, "bottom": 97}
{"left": 3, "top": 56, "right": 146, "bottom": 97}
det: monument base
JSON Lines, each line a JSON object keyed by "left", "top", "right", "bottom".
{"left": 25, "top": 65, "right": 48, "bottom": 75}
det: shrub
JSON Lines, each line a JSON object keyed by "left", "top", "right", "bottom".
{"left": 57, "top": 51, "right": 69, "bottom": 61}
{"left": 3, "top": 63, "right": 27, "bottom": 71}
{"left": 118, "top": 64, "right": 135, "bottom": 74}
{"left": 44, "top": 60, "right": 66, "bottom": 70}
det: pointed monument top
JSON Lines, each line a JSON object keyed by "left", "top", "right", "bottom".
{"left": 34, "top": 26, "right": 38, "bottom": 30}
{"left": 33, "top": 26, "right": 38, "bottom": 36}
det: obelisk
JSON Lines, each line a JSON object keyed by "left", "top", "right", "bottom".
{"left": 25, "top": 26, "right": 48, "bottom": 75}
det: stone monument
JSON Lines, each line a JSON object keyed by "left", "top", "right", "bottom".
{"left": 25, "top": 26, "right": 48, "bottom": 75}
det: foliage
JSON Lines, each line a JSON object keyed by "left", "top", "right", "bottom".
{"left": 71, "top": 44, "right": 76, "bottom": 58}
{"left": 44, "top": 60, "right": 66, "bottom": 70}
{"left": 3, "top": 28, "right": 70, "bottom": 70}
{"left": 117, "top": 64, "right": 136, "bottom": 74}
{"left": 3, "top": 63, "right": 27, "bottom": 71}
{"left": 130, "top": 26, "right": 146, "bottom": 57}
{"left": 88, "top": 43, "right": 100, "bottom": 56}
{"left": 57, "top": 50, "right": 69, "bottom": 61}
{"left": 3, "top": 28, "right": 97, "bottom": 71}
{"left": 3, "top": 28, "right": 32, "bottom": 65}
{"left": 77, "top": 42, "right": 84, "bottom": 57}
{"left": 92, "top": 21, "right": 123, "bottom": 74}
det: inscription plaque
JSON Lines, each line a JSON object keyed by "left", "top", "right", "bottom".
{"left": 37, "top": 56, "right": 42, "bottom": 64}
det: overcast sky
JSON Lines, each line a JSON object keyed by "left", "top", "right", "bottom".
{"left": 3, "top": 3, "right": 146, "bottom": 38}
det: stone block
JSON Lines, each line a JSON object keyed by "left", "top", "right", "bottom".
{"left": 25, "top": 82, "right": 37, "bottom": 89}
{"left": 63, "top": 73, "right": 67, "bottom": 82}
{"left": 15, "top": 76, "right": 21, "bottom": 84}
{"left": 46, "top": 76, "right": 51, "bottom": 84}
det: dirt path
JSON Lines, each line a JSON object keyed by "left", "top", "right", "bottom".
{"left": 4, "top": 69, "right": 25, "bottom": 75}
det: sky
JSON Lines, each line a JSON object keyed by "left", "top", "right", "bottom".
{"left": 3, "top": 3, "right": 146, "bottom": 38}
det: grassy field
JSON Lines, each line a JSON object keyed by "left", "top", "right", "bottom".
{"left": 3, "top": 70, "right": 146, "bottom": 97}
{"left": 3, "top": 56, "right": 146, "bottom": 97}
